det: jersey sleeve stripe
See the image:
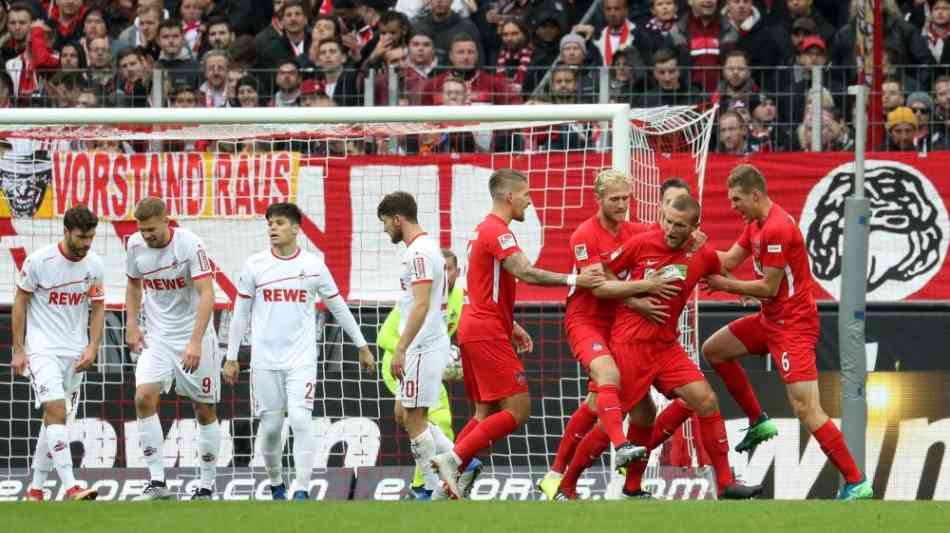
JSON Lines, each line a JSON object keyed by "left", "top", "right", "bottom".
{"left": 126, "top": 274, "right": 140, "bottom": 280}
{"left": 15, "top": 284, "right": 33, "bottom": 294}
{"left": 324, "top": 292, "right": 340, "bottom": 300}
{"left": 192, "top": 272, "right": 213, "bottom": 281}
{"left": 411, "top": 280, "right": 433, "bottom": 286}
{"left": 237, "top": 292, "right": 252, "bottom": 299}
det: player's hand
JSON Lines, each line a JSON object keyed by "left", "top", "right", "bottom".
{"left": 182, "top": 341, "right": 201, "bottom": 373}
{"left": 575, "top": 270, "right": 605, "bottom": 289}
{"left": 11, "top": 347, "right": 27, "bottom": 376}
{"left": 222, "top": 360, "right": 240, "bottom": 386}
{"left": 572, "top": 24, "right": 594, "bottom": 39}
{"left": 626, "top": 296, "right": 670, "bottom": 324}
{"left": 126, "top": 325, "right": 147, "bottom": 354}
{"left": 391, "top": 349, "right": 406, "bottom": 381}
{"left": 512, "top": 323, "right": 533, "bottom": 354}
{"left": 643, "top": 271, "right": 680, "bottom": 299}
{"left": 74, "top": 346, "right": 97, "bottom": 371}
{"left": 358, "top": 345, "right": 376, "bottom": 375}
{"left": 739, "top": 295, "right": 760, "bottom": 307}
{"left": 687, "top": 229, "right": 708, "bottom": 252}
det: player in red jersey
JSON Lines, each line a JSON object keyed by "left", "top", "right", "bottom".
{"left": 538, "top": 171, "right": 690, "bottom": 500}
{"left": 430, "top": 168, "right": 606, "bottom": 499}
{"left": 555, "top": 194, "right": 763, "bottom": 500}
{"left": 702, "top": 164, "right": 872, "bottom": 500}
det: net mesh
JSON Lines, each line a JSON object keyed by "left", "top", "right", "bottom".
{"left": 0, "top": 104, "right": 715, "bottom": 500}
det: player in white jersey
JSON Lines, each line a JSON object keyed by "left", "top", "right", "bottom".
{"left": 125, "top": 197, "right": 221, "bottom": 501}
{"left": 223, "top": 202, "right": 376, "bottom": 500}
{"left": 11, "top": 206, "right": 104, "bottom": 502}
{"left": 377, "top": 192, "right": 453, "bottom": 499}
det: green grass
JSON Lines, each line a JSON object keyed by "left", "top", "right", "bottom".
{"left": 3, "top": 501, "right": 948, "bottom": 533}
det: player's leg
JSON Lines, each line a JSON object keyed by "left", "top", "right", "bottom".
{"left": 178, "top": 334, "right": 222, "bottom": 500}
{"left": 285, "top": 366, "right": 316, "bottom": 500}
{"left": 27, "top": 424, "right": 52, "bottom": 500}
{"left": 703, "top": 316, "right": 777, "bottom": 452}
{"left": 252, "top": 369, "right": 288, "bottom": 499}
{"left": 133, "top": 343, "right": 174, "bottom": 500}
{"left": 539, "top": 391, "right": 598, "bottom": 499}
{"left": 620, "top": 396, "right": 657, "bottom": 498}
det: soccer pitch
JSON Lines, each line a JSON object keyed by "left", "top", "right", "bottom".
{"left": 5, "top": 501, "right": 948, "bottom": 533}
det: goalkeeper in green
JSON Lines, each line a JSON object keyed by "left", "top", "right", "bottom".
{"left": 378, "top": 248, "right": 467, "bottom": 499}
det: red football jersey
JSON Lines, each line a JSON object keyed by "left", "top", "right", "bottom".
{"left": 565, "top": 216, "right": 649, "bottom": 331}
{"left": 736, "top": 203, "right": 817, "bottom": 325}
{"left": 608, "top": 229, "right": 721, "bottom": 344}
{"left": 457, "top": 214, "right": 523, "bottom": 343}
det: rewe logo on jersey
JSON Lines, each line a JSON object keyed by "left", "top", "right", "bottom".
{"left": 48, "top": 291, "right": 84, "bottom": 305}
{"left": 262, "top": 288, "right": 307, "bottom": 303}
{"left": 143, "top": 277, "right": 186, "bottom": 291}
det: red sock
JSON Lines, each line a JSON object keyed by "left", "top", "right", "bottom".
{"left": 711, "top": 361, "right": 764, "bottom": 424}
{"left": 623, "top": 424, "right": 652, "bottom": 493}
{"left": 595, "top": 385, "right": 627, "bottom": 448}
{"left": 454, "top": 418, "right": 481, "bottom": 470}
{"left": 813, "top": 420, "right": 863, "bottom": 484}
{"left": 551, "top": 402, "right": 597, "bottom": 473}
{"left": 559, "top": 426, "right": 610, "bottom": 497}
{"left": 453, "top": 411, "right": 518, "bottom": 464}
{"left": 648, "top": 399, "right": 693, "bottom": 450}
{"left": 697, "top": 413, "right": 734, "bottom": 492}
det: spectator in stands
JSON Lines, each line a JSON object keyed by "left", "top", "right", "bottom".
{"left": 417, "top": 76, "right": 479, "bottom": 153}
{"left": 644, "top": 0, "right": 679, "bottom": 37}
{"left": 312, "top": 15, "right": 342, "bottom": 43}
{"left": 574, "top": 0, "right": 660, "bottom": 68}
{"left": 712, "top": 49, "right": 760, "bottom": 112}
{"left": 76, "top": 85, "right": 99, "bottom": 107}
{"left": 363, "top": 10, "right": 410, "bottom": 69}
{"left": 48, "top": 71, "right": 83, "bottom": 108}
{"left": 728, "top": 0, "right": 787, "bottom": 92}
{"left": 116, "top": 4, "right": 162, "bottom": 60}
{"left": 373, "top": 45, "right": 407, "bottom": 105}
{"left": 883, "top": 76, "right": 905, "bottom": 115}
{"left": 0, "top": 71, "right": 14, "bottom": 108}
{"left": 59, "top": 41, "right": 87, "bottom": 71}
{"left": 609, "top": 47, "right": 647, "bottom": 104}
{"left": 233, "top": 74, "right": 262, "bottom": 107}
{"left": 523, "top": 8, "right": 568, "bottom": 95}
{"left": 226, "top": 66, "right": 247, "bottom": 101}
{"left": 636, "top": 47, "right": 702, "bottom": 107}
{"left": 47, "top": 0, "right": 88, "bottom": 49}
{"left": 788, "top": 16, "right": 819, "bottom": 55}
{"left": 200, "top": 16, "right": 235, "bottom": 60}
{"left": 299, "top": 78, "right": 324, "bottom": 107}
{"left": 315, "top": 38, "right": 362, "bottom": 106}
{"left": 830, "top": 0, "right": 932, "bottom": 90}
{"left": 171, "top": 82, "right": 199, "bottom": 107}
{"left": 411, "top": 0, "right": 483, "bottom": 61}
{"left": 81, "top": 8, "right": 109, "bottom": 54}
{"left": 257, "top": 0, "right": 311, "bottom": 73}
{"left": 389, "top": 30, "right": 439, "bottom": 104}
{"left": 716, "top": 109, "right": 750, "bottom": 155}
{"left": 2, "top": 2, "right": 33, "bottom": 64}
{"left": 116, "top": 47, "right": 152, "bottom": 107}
{"left": 880, "top": 106, "right": 919, "bottom": 151}
{"left": 932, "top": 75, "right": 950, "bottom": 146}
{"left": 670, "top": 0, "right": 738, "bottom": 93}
{"left": 5, "top": 9, "right": 60, "bottom": 106}
{"left": 907, "top": 91, "right": 936, "bottom": 151}
{"left": 784, "top": 1, "right": 836, "bottom": 47}
{"left": 86, "top": 36, "right": 114, "bottom": 93}
{"left": 549, "top": 32, "right": 598, "bottom": 102}
{"left": 494, "top": 18, "right": 534, "bottom": 95}
{"left": 270, "top": 57, "right": 301, "bottom": 106}
{"left": 748, "top": 94, "right": 789, "bottom": 152}
{"left": 527, "top": 66, "right": 594, "bottom": 151}
{"left": 420, "top": 33, "right": 520, "bottom": 105}
{"left": 180, "top": 0, "right": 204, "bottom": 56}
{"left": 199, "top": 50, "right": 229, "bottom": 107}
{"left": 907, "top": 0, "right": 950, "bottom": 64}
{"left": 776, "top": 34, "right": 842, "bottom": 127}
{"left": 157, "top": 18, "right": 200, "bottom": 88}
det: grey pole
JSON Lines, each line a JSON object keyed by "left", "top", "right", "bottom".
{"left": 839, "top": 84, "right": 871, "bottom": 480}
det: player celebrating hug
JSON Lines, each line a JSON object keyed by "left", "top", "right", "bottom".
{"left": 431, "top": 168, "right": 606, "bottom": 499}
{"left": 224, "top": 202, "right": 375, "bottom": 500}
{"left": 13, "top": 206, "right": 104, "bottom": 502}
{"left": 702, "top": 165, "right": 872, "bottom": 500}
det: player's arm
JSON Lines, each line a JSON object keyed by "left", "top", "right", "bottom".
{"left": 223, "top": 294, "right": 252, "bottom": 385}
{"left": 125, "top": 277, "right": 146, "bottom": 353}
{"left": 590, "top": 264, "right": 679, "bottom": 300}
{"left": 324, "top": 294, "right": 376, "bottom": 374}
{"left": 391, "top": 282, "right": 431, "bottom": 380}
{"left": 707, "top": 266, "right": 783, "bottom": 298}
{"left": 182, "top": 275, "right": 215, "bottom": 373}
{"left": 10, "top": 288, "right": 31, "bottom": 376}
{"left": 77, "top": 297, "right": 105, "bottom": 371}
{"left": 717, "top": 243, "right": 750, "bottom": 273}
{"left": 502, "top": 251, "right": 603, "bottom": 288}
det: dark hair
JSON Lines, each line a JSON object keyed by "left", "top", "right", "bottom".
{"left": 660, "top": 177, "right": 691, "bottom": 196}
{"left": 266, "top": 202, "right": 303, "bottom": 224}
{"left": 727, "top": 164, "right": 767, "bottom": 194}
{"left": 499, "top": 16, "right": 530, "bottom": 42}
{"left": 670, "top": 193, "right": 701, "bottom": 225}
{"left": 0, "top": 71, "right": 13, "bottom": 95}
{"left": 722, "top": 48, "right": 749, "bottom": 66}
{"left": 278, "top": 0, "right": 306, "bottom": 19}
{"left": 652, "top": 47, "right": 677, "bottom": 65}
{"left": 159, "top": 18, "right": 184, "bottom": 34}
{"left": 8, "top": 2, "right": 35, "bottom": 20}
{"left": 377, "top": 191, "right": 418, "bottom": 223}
{"left": 228, "top": 35, "right": 257, "bottom": 69}
{"left": 206, "top": 15, "right": 231, "bottom": 31}
{"left": 63, "top": 206, "right": 99, "bottom": 232}
{"left": 313, "top": 14, "right": 342, "bottom": 38}
{"left": 116, "top": 47, "right": 143, "bottom": 65}
{"left": 449, "top": 32, "right": 478, "bottom": 52}
{"left": 408, "top": 29, "right": 436, "bottom": 43}
{"left": 317, "top": 38, "right": 344, "bottom": 54}
{"left": 233, "top": 74, "right": 261, "bottom": 106}
{"left": 59, "top": 41, "right": 88, "bottom": 69}
{"left": 442, "top": 248, "right": 457, "bottom": 265}
{"left": 489, "top": 168, "right": 528, "bottom": 199}
{"left": 378, "top": 10, "right": 410, "bottom": 34}
{"left": 551, "top": 64, "right": 578, "bottom": 81}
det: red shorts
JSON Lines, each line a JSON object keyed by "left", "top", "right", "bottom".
{"left": 566, "top": 324, "right": 613, "bottom": 370}
{"left": 728, "top": 313, "right": 819, "bottom": 383}
{"left": 611, "top": 340, "right": 705, "bottom": 412}
{"left": 460, "top": 339, "right": 529, "bottom": 403}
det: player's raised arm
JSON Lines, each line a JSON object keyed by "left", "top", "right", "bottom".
{"left": 501, "top": 251, "right": 604, "bottom": 288}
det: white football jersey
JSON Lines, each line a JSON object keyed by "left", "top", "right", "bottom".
{"left": 236, "top": 248, "right": 341, "bottom": 370}
{"left": 397, "top": 233, "right": 450, "bottom": 352}
{"left": 126, "top": 227, "right": 216, "bottom": 346}
{"left": 16, "top": 243, "right": 105, "bottom": 358}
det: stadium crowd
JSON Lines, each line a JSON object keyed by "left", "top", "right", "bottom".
{"left": 0, "top": 0, "right": 946, "bottom": 153}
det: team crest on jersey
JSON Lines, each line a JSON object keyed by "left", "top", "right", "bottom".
{"left": 591, "top": 342, "right": 604, "bottom": 351}
{"left": 609, "top": 247, "right": 622, "bottom": 261}
{"left": 574, "top": 244, "right": 588, "bottom": 261}
{"left": 498, "top": 233, "right": 516, "bottom": 250}
{"left": 646, "top": 264, "right": 687, "bottom": 281}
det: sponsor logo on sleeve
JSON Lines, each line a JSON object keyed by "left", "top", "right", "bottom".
{"left": 498, "top": 233, "right": 517, "bottom": 250}
{"left": 574, "top": 244, "right": 588, "bottom": 261}
{"left": 197, "top": 248, "right": 210, "bottom": 272}
{"left": 766, "top": 244, "right": 782, "bottom": 253}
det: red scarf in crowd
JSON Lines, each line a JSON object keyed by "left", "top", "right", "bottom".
{"left": 603, "top": 20, "right": 632, "bottom": 66}
{"left": 495, "top": 46, "right": 533, "bottom": 86}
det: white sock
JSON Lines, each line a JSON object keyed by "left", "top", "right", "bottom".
{"left": 258, "top": 412, "right": 284, "bottom": 486}
{"left": 45, "top": 424, "right": 76, "bottom": 488}
{"left": 31, "top": 425, "right": 53, "bottom": 490}
{"left": 198, "top": 420, "right": 220, "bottom": 491}
{"left": 137, "top": 414, "right": 165, "bottom": 483}
{"left": 288, "top": 407, "right": 314, "bottom": 494}
{"left": 428, "top": 423, "right": 454, "bottom": 454}
{"left": 411, "top": 430, "right": 439, "bottom": 491}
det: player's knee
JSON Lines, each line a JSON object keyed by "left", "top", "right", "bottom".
{"left": 287, "top": 407, "right": 313, "bottom": 435}
{"left": 789, "top": 397, "right": 820, "bottom": 422}
{"left": 629, "top": 400, "right": 656, "bottom": 427}
{"left": 194, "top": 403, "right": 217, "bottom": 425}
{"left": 701, "top": 338, "right": 724, "bottom": 364}
{"left": 134, "top": 390, "right": 157, "bottom": 416}
{"left": 692, "top": 391, "right": 720, "bottom": 416}
{"left": 510, "top": 402, "right": 531, "bottom": 425}
{"left": 43, "top": 402, "right": 67, "bottom": 425}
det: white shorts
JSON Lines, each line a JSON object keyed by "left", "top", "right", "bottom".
{"left": 28, "top": 354, "right": 83, "bottom": 413}
{"left": 135, "top": 333, "right": 221, "bottom": 403}
{"left": 397, "top": 344, "right": 450, "bottom": 409}
{"left": 250, "top": 366, "right": 317, "bottom": 416}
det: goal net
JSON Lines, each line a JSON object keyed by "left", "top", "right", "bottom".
{"left": 0, "top": 104, "right": 715, "bottom": 501}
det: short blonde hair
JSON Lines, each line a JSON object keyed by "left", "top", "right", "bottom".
{"left": 593, "top": 168, "right": 631, "bottom": 197}
{"left": 133, "top": 197, "right": 167, "bottom": 221}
